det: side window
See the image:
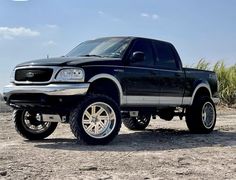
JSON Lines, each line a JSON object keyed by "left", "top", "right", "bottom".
{"left": 154, "top": 42, "right": 178, "bottom": 70}
{"left": 129, "top": 39, "right": 154, "bottom": 67}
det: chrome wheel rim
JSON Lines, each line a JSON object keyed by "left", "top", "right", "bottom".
{"left": 82, "top": 102, "right": 116, "bottom": 139}
{"left": 22, "top": 111, "right": 51, "bottom": 134}
{"left": 201, "top": 102, "right": 215, "bottom": 129}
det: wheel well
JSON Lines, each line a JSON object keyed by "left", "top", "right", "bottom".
{"left": 88, "top": 78, "right": 120, "bottom": 104}
{"left": 194, "top": 87, "right": 211, "bottom": 99}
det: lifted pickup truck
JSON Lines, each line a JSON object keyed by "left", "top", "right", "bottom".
{"left": 3, "top": 37, "right": 219, "bottom": 145}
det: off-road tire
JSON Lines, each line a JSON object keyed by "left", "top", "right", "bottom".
{"left": 185, "top": 96, "right": 216, "bottom": 133}
{"left": 122, "top": 115, "right": 151, "bottom": 130}
{"left": 13, "top": 109, "right": 58, "bottom": 140}
{"left": 69, "top": 94, "right": 121, "bottom": 145}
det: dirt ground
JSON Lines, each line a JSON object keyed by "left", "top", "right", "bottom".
{"left": 0, "top": 111, "right": 235, "bottom": 180}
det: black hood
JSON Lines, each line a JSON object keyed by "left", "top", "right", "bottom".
{"left": 16, "top": 56, "right": 122, "bottom": 67}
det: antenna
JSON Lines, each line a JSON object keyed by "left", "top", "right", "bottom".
{"left": 47, "top": 54, "right": 49, "bottom": 59}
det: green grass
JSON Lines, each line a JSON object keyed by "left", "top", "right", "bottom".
{"left": 191, "top": 59, "right": 236, "bottom": 106}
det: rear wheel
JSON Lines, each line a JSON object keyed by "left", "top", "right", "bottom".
{"left": 69, "top": 94, "right": 121, "bottom": 145}
{"left": 122, "top": 113, "right": 151, "bottom": 130}
{"left": 185, "top": 96, "right": 216, "bottom": 133}
{"left": 13, "top": 110, "right": 58, "bottom": 140}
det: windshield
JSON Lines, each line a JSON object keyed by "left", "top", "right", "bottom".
{"left": 66, "top": 37, "right": 132, "bottom": 58}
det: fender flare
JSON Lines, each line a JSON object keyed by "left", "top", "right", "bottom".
{"left": 190, "top": 83, "right": 212, "bottom": 105}
{"left": 88, "top": 74, "right": 125, "bottom": 104}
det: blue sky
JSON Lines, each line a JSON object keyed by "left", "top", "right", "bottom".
{"left": 0, "top": 0, "right": 236, "bottom": 91}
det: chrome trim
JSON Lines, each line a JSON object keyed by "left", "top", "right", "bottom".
{"left": 125, "top": 96, "right": 159, "bottom": 105}
{"left": 159, "top": 96, "right": 183, "bottom": 105}
{"left": 3, "top": 83, "right": 90, "bottom": 98}
{"left": 182, "top": 97, "right": 192, "bottom": 105}
{"left": 124, "top": 96, "right": 187, "bottom": 106}
{"left": 13, "top": 66, "right": 84, "bottom": 84}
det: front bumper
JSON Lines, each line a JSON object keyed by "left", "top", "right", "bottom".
{"left": 3, "top": 83, "right": 90, "bottom": 113}
{"left": 3, "top": 83, "right": 90, "bottom": 100}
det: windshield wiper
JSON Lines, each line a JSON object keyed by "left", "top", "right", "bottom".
{"left": 80, "top": 54, "right": 103, "bottom": 58}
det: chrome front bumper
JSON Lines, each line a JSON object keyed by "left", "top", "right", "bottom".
{"left": 3, "top": 83, "right": 90, "bottom": 99}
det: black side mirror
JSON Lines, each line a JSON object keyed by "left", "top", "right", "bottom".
{"left": 131, "top": 51, "right": 144, "bottom": 62}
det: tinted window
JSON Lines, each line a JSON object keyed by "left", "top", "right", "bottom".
{"left": 129, "top": 39, "right": 155, "bottom": 67}
{"left": 66, "top": 37, "right": 131, "bottom": 58}
{"left": 154, "top": 42, "right": 178, "bottom": 70}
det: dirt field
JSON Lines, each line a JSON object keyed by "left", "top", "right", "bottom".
{"left": 0, "top": 111, "right": 235, "bottom": 180}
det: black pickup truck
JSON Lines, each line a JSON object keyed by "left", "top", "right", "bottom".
{"left": 3, "top": 37, "right": 219, "bottom": 145}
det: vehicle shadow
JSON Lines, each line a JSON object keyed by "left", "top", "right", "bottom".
{"left": 33, "top": 128, "right": 236, "bottom": 152}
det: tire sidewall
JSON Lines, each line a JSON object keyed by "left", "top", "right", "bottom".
{"left": 70, "top": 95, "right": 121, "bottom": 145}
{"left": 14, "top": 109, "right": 58, "bottom": 140}
{"left": 186, "top": 96, "right": 216, "bottom": 133}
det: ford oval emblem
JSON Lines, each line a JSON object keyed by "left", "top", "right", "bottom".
{"left": 26, "top": 72, "right": 35, "bottom": 78}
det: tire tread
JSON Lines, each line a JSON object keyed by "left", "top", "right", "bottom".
{"left": 69, "top": 94, "right": 121, "bottom": 145}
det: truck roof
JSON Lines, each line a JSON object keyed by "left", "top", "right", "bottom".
{"left": 90, "top": 36, "right": 173, "bottom": 46}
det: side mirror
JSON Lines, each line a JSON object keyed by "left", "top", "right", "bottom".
{"left": 131, "top": 51, "right": 144, "bottom": 62}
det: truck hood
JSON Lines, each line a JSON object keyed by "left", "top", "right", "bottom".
{"left": 16, "top": 56, "right": 122, "bottom": 67}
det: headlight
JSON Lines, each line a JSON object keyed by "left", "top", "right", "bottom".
{"left": 55, "top": 68, "right": 84, "bottom": 82}
{"left": 10, "top": 69, "right": 16, "bottom": 83}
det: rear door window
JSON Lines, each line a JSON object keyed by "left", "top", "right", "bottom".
{"left": 154, "top": 42, "right": 178, "bottom": 70}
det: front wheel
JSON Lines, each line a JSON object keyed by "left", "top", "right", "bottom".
{"left": 185, "top": 96, "right": 216, "bottom": 133}
{"left": 69, "top": 94, "right": 121, "bottom": 145}
{"left": 13, "top": 110, "right": 58, "bottom": 140}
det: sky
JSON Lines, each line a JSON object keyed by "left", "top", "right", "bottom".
{"left": 0, "top": 0, "right": 236, "bottom": 91}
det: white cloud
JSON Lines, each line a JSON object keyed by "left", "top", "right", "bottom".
{"left": 141, "top": 13, "right": 159, "bottom": 20}
{"left": 152, "top": 14, "right": 159, "bottom": 20}
{"left": 46, "top": 24, "right": 58, "bottom": 29}
{"left": 141, "top": 13, "right": 149, "bottom": 18}
{"left": 43, "top": 40, "right": 56, "bottom": 47}
{"left": 0, "top": 27, "right": 40, "bottom": 39}
{"left": 98, "top": 11, "right": 105, "bottom": 15}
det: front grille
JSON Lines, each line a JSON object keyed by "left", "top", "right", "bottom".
{"left": 15, "top": 68, "right": 53, "bottom": 82}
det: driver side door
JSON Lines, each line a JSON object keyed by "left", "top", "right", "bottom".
{"left": 122, "top": 39, "right": 161, "bottom": 105}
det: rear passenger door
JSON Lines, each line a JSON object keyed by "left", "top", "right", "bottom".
{"left": 153, "top": 41, "right": 185, "bottom": 105}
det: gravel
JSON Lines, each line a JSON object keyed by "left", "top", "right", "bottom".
{"left": 0, "top": 112, "right": 235, "bottom": 179}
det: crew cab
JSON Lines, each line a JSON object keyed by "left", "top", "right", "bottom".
{"left": 3, "top": 37, "right": 219, "bottom": 144}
